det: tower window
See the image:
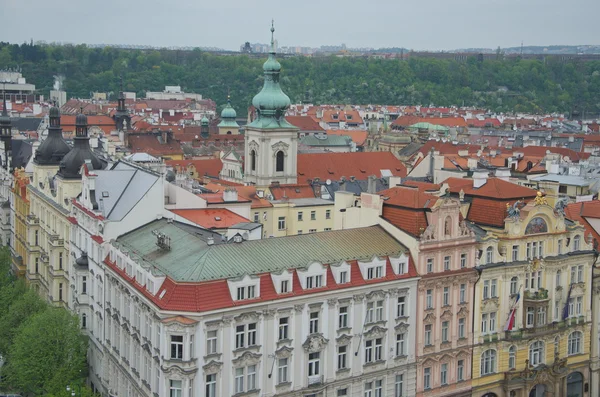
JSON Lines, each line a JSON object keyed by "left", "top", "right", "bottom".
{"left": 276, "top": 151, "right": 284, "bottom": 172}
{"left": 250, "top": 150, "right": 256, "bottom": 172}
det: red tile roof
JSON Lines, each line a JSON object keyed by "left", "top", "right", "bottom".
{"left": 564, "top": 201, "right": 600, "bottom": 245}
{"left": 444, "top": 177, "right": 538, "bottom": 200}
{"left": 392, "top": 116, "right": 467, "bottom": 128}
{"left": 171, "top": 208, "right": 249, "bottom": 229}
{"left": 269, "top": 184, "right": 316, "bottom": 200}
{"left": 105, "top": 253, "right": 418, "bottom": 313}
{"left": 516, "top": 146, "right": 589, "bottom": 162}
{"left": 382, "top": 206, "right": 429, "bottom": 236}
{"left": 166, "top": 159, "right": 223, "bottom": 178}
{"left": 128, "top": 134, "right": 184, "bottom": 157}
{"left": 321, "top": 109, "right": 364, "bottom": 124}
{"left": 326, "top": 129, "right": 368, "bottom": 146}
{"left": 466, "top": 197, "right": 515, "bottom": 228}
{"left": 204, "top": 183, "right": 272, "bottom": 209}
{"left": 286, "top": 116, "right": 325, "bottom": 132}
{"left": 380, "top": 186, "right": 438, "bottom": 209}
{"left": 60, "top": 115, "right": 116, "bottom": 134}
{"left": 297, "top": 152, "right": 407, "bottom": 183}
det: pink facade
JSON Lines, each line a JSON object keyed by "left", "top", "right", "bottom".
{"left": 415, "top": 197, "right": 479, "bottom": 397}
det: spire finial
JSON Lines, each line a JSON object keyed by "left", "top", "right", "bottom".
{"left": 270, "top": 20, "right": 275, "bottom": 52}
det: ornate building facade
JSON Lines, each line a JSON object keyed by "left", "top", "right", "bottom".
{"left": 10, "top": 167, "right": 30, "bottom": 276}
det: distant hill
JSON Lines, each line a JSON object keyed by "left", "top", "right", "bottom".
{"left": 453, "top": 45, "right": 600, "bottom": 55}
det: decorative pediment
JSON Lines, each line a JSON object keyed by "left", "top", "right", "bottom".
{"left": 248, "top": 140, "right": 259, "bottom": 152}
{"left": 572, "top": 283, "right": 585, "bottom": 294}
{"left": 275, "top": 345, "right": 294, "bottom": 358}
{"left": 482, "top": 297, "right": 500, "bottom": 311}
{"left": 234, "top": 311, "right": 261, "bottom": 323}
{"left": 162, "top": 365, "right": 195, "bottom": 378}
{"left": 232, "top": 351, "right": 262, "bottom": 367}
{"left": 202, "top": 360, "right": 223, "bottom": 374}
{"left": 364, "top": 325, "right": 387, "bottom": 339}
{"left": 440, "top": 310, "right": 453, "bottom": 320}
{"left": 336, "top": 334, "right": 353, "bottom": 346}
{"left": 457, "top": 305, "right": 469, "bottom": 317}
{"left": 395, "top": 322, "right": 409, "bottom": 333}
{"left": 271, "top": 141, "right": 289, "bottom": 155}
{"left": 366, "top": 290, "right": 386, "bottom": 300}
{"left": 302, "top": 333, "right": 329, "bottom": 353}
{"left": 423, "top": 313, "right": 436, "bottom": 323}
{"left": 353, "top": 293, "right": 366, "bottom": 302}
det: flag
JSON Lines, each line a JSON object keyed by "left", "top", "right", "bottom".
{"left": 504, "top": 291, "right": 520, "bottom": 331}
{"left": 563, "top": 283, "right": 573, "bottom": 320}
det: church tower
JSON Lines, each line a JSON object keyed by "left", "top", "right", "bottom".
{"left": 244, "top": 22, "right": 298, "bottom": 186}
{"left": 114, "top": 77, "right": 131, "bottom": 132}
{"left": 217, "top": 96, "right": 240, "bottom": 135}
{"left": 0, "top": 95, "right": 12, "bottom": 170}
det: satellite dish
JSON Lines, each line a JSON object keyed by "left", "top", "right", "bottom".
{"left": 326, "top": 179, "right": 331, "bottom": 185}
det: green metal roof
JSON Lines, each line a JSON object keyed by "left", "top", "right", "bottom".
{"left": 115, "top": 219, "right": 407, "bottom": 282}
{"left": 409, "top": 122, "right": 449, "bottom": 131}
{"left": 300, "top": 135, "right": 352, "bottom": 147}
{"left": 217, "top": 119, "right": 240, "bottom": 129}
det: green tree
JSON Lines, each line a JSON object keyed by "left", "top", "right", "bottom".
{"left": 0, "top": 288, "right": 48, "bottom": 355}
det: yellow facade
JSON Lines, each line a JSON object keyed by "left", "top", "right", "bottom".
{"left": 251, "top": 200, "right": 334, "bottom": 238}
{"left": 10, "top": 168, "right": 30, "bottom": 277}
{"left": 470, "top": 200, "right": 594, "bottom": 397}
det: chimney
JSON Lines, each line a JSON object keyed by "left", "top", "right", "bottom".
{"left": 494, "top": 167, "right": 511, "bottom": 181}
{"left": 223, "top": 187, "right": 238, "bottom": 202}
{"left": 367, "top": 175, "right": 377, "bottom": 194}
{"left": 472, "top": 169, "right": 489, "bottom": 188}
{"left": 350, "top": 176, "right": 355, "bottom": 182}
{"left": 207, "top": 236, "right": 214, "bottom": 246}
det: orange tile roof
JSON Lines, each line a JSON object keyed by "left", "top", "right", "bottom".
{"left": 579, "top": 200, "right": 600, "bottom": 219}
{"left": 270, "top": 184, "right": 316, "bottom": 200}
{"left": 297, "top": 152, "right": 407, "bottom": 183}
{"left": 401, "top": 180, "right": 441, "bottom": 190}
{"left": 286, "top": 116, "right": 325, "bottom": 131}
{"left": 382, "top": 206, "right": 429, "bottom": 237}
{"left": 171, "top": 208, "right": 249, "bottom": 229}
{"left": 565, "top": 201, "right": 600, "bottom": 245}
{"left": 466, "top": 197, "right": 514, "bottom": 228}
{"left": 60, "top": 114, "right": 116, "bottom": 134}
{"left": 380, "top": 186, "right": 438, "bottom": 209}
{"left": 517, "top": 146, "right": 589, "bottom": 162}
{"left": 444, "top": 177, "right": 538, "bottom": 200}
{"left": 325, "top": 129, "right": 368, "bottom": 146}
{"left": 321, "top": 109, "right": 364, "bottom": 124}
{"left": 166, "top": 159, "right": 223, "bottom": 178}
{"left": 128, "top": 134, "right": 184, "bottom": 157}
{"left": 204, "top": 182, "right": 272, "bottom": 209}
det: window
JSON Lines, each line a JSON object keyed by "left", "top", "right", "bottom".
{"left": 279, "top": 317, "right": 289, "bottom": 340}
{"left": 364, "top": 379, "right": 383, "bottom": 397}
{"left": 59, "top": 283, "right": 63, "bottom": 301}
{"left": 424, "top": 367, "right": 431, "bottom": 390}
{"left": 554, "top": 300, "right": 561, "bottom": 321}
{"left": 253, "top": 212, "right": 259, "bottom": 223}
{"left": 326, "top": 210, "right": 331, "bottom": 219}
{"left": 569, "top": 298, "right": 575, "bottom": 318}
{"left": 367, "top": 300, "right": 384, "bottom": 323}
{"left": 278, "top": 358, "right": 288, "bottom": 383}
{"left": 440, "top": 363, "right": 448, "bottom": 385}
{"left": 367, "top": 266, "right": 383, "bottom": 280}
{"left": 396, "top": 333, "right": 405, "bottom": 356}
{"left": 526, "top": 307, "right": 535, "bottom": 327}
{"left": 555, "top": 271, "right": 561, "bottom": 288}
{"left": 458, "top": 318, "right": 465, "bottom": 338}
{"left": 339, "top": 270, "right": 348, "bottom": 284}
{"left": 486, "top": 246, "right": 493, "bottom": 263}
{"left": 491, "top": 279, "right": 497, "bottom": 297}
{"left": 281, "top": 280, "right": 289, "bottom": 293}
{"left": 573, "top": 235, "right": 581, "bottom": 251}
{"left": 512, "top": 245, "right": 519, "bottom": 261}
{"left": 338, "top": 345, "right": 347, "bottom": 369}
{"left": 459, "top": 284, "right": 466, "bottom": 303}
{"left": 338, "top": 388, "right": 348, "bottom": 396}
{"left": 81, "top": 313, "right": 87, "bottom": 328}
{"left": 508, "top": 346, "right": 516, "bottom": 370}
{"left": 235, "top": 323, "right": 257, "bottom": 349}
{"left": 480, "top": 349, "right": 497, "bottom": 375}
{"left": 82, "top": 276, "right": 87, "bottom": 294}
{"left": 365, "top": 338, "right": 383, "bottom": 363}
{"left": 483, "top": 280, "right": 490, "bottom": 299}
{"left": 576, "top": 296, "right": 583, "bottom": 315}
{"left": 510, "top": 277, "right": 518, "bottom": 295}
{"left": 577, "top": 265, "right": 583, "bottom": 283}
{"left": 170, "top": 335, "right": 183, "bottom": 359}
{"left": 339, "top": 306, "right": 348, "bottom": 329}
{"left": 278, "top": 217, "right": 286, "bottom": 231}
{"left": 426, "top": 289, "right": 433, "bottom": 309}
{"left": 441, "top": 321, "right": 449, "bottom": 342}
{"left": 532, "top": 241, "right": 538, "bottom": 258}
{"left": 250, "top": 150, "right": 256, "bottom": 172}
{"left": 426, "top": 258, "right": 433, "bottom": 273}
{"left": 298, "top": 212, "right": 303, "bottom": 221}
{"left": 558, "top": 239, "right": 563, "bottom": 255}
{"left": 395, "top": 374, "right": 404, "bottom": 397}
{"left": 539, "top": 241, "right": 544, "bottom": 257}
{"left": 490, "top": 312, "right": 496, "bottom": 332}
{"left": 443, "top": 287, "right": 450, "bottom": 306}
{"left": 308, "top": 352, "right": 320, "bottom": 376}
{"left": 169, "top": 379, "right": 182, "bottom": 397}
{"left": 424, "top": 324, "right": 432, "bottom": 346}
{"left": 306, "top": 275, "right": 323, "bottom": 289}
{"left": 58, "top": 252, "right": 63, "bottom": 269}
{"left": 397, "top": 261, "right": 406, "bottom": 275}
{"left": 457, "top": 359, "right": 464, "bottom": 381}
{"left": 235, "top": 367, "right": 244, "bottom": 393}
{"left": 444, "top": 256, "right": 450, "bottom": 271}
{"left": 537, "top": 307, "right": 546, "bottom": 326}
{"left": 397, "top": 296, "right": 406, "bottom": 317}
{"left": 460, "top": 253, "right": 467, "bottom": 268}
{"left": 571, "top": 266, "right": 577, "bottom": 284}
{"left": 310, "top": 210, "right": 316, "bottom": 220}
{"left": 309, "top": 311, "right": 319, "bottom": 334}
{"left": 236, "top": 285, "right": 256, "bottom": 300}
{"left": 247, "top": 365, "right": 256, "bottom": 391}
{"left": 568, "top": 331, "right": 582, "bottom": 355}
{"left": 481, "top": 313, "right": 488, "bottom": 334}
{"left": 276, "top": 150, "right": 284, "bottom": 172}
{"left": 207, "top": 330, "right": 217, "bottom": 354}
{"left": 529, "top": 341, "right": 544, "bottom": 366}
{"left": 526, "top": 242, "right": 532, "bottom": 259}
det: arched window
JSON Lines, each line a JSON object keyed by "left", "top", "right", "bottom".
{"left": 568, "top": 331, "right": 582, "bottom": 355}
{"left": 573, "top": 235, "right": 581, "bottom": 251}
{"left": 510, "top": 277, "right": 518, "bottom": 295}
{"left": 567, "top": 372, "right": 584, "bottom": 397}
{"left": 444, "top": 216, "right": 452, "bottom": 237}
{"left": 508, "top": 346, "right": 516, "bottom": 370}
{"left": 486, "top": 246, "right": 494, "bottom": 264}
{"left": 227, "top": 130, "right": 232, "bottom": 135}
{"left": 82, "top": 313, "right": 87, "bottom": 329}
{"left": 529, "top": 341, "right": 545, "bottom": 366}
{"left": 480, "top": 349, "right": 496, "bottom": 375}
{"left": 276, "top": 150, "right": 284, "bottom": 172}
{"left": 554, "top": 336, "right": 560, "bottom": 356}
{"left": 250, "top": 150, "right": 256, "bottom": 172}
{"left": 556, "top": 270, "right": 561, "bottom": 288}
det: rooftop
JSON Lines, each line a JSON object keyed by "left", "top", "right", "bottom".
{"left": 170, "top": 208, "right": 250, "bottom": 229}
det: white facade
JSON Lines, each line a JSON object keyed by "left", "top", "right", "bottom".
{"left": 244, "top": 126, "right": 299, "bottom": 186}
{"left": 97, "top": 250, "right": 419, "bottom": 397}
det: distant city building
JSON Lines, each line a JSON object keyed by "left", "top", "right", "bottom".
{"left": 0, "top": 71, "right": 40, "bottom": 102}
{"left": 145, "top": 86, "right": 203, "bottom": 101}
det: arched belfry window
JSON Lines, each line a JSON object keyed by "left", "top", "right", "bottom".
{"left": 276, "top": 151, "right": 284, "bottom": 172}
{"left": 250, "top": 150, "right": 256, "bottom": 172}
{"left": 444, "top": 216, "right": 452, "bottom": 237}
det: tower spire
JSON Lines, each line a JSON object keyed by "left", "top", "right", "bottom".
{"left": 270, "top": 19, "right": 275, "bottom": 53}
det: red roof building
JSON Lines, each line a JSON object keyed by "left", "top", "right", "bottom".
{"left": 171, "top": 208, "right": 250, "bottom": 229}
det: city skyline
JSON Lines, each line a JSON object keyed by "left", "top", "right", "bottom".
{"left": 2, "top": 0, "right": 599, "bottom": 51}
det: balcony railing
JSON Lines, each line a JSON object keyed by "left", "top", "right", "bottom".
{"left": 307, "top": 375, "right": 324, "bottom": 387}
{"left": 524, "top": 288, "right": 548, "bottom": 301}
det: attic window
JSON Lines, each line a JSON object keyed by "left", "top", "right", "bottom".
{"left": 215, "top": 217, "right": 221, "bottom": 221}
{"left": 347, "top": 115, "right": 353, "bottom": 120}
{"left": 102, "top": 191, "right": 109, "bottom": 198}
{"left": 328, "top": 169, "right": 334, "bottom": 174}
{"left": 295, "top": 188, "right": 301, "bottom": 193}
{"left": 360, "top": 169, "right": 366, "bottom": 173}
{"left": 333, "top": 114, "right": 339, "bottom": 120}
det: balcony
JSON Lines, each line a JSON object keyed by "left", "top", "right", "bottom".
{"left": 161, "top": 356, "right": 198, "bottom": 372}
{"left": 524, "top": 288, "right": 549, "bottom": 301}
{"left": 48, "top": 234, "right": 64, "bottom": 247}
{"left": 307, "top": 375, "right": 323, "bottom": 387}
{"left": 26, "top": 215, "right": 39, "bottom": 226}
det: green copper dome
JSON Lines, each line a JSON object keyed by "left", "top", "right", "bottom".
{"left": 249, "top": 22, "right": 294, "bottom": 129}
{"left": 220, "top": 98, "right": 237, "bottom": 119}
{"left": 201, "top": 115, "right": 209, "bottom": 125}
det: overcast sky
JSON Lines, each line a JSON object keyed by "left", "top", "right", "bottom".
{"left": 2, "top": 0, "right": 598, "bottom": 51}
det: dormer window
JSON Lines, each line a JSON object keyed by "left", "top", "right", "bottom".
{"left": 367, "top": 265, "right": 383, "bottom": 280}
{"left": 237, "top": 285, "right": 256, "bottom": 301}
{"left": 228, "top": 275, "right": 260, "bottom": 301}
{"left": 346, "top": 115, "right": 352, "bottom": 120}
{"left": 306, "top": 275, "right": 323, "bottom": 289}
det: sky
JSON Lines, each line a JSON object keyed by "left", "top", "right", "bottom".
{"left": 1, "top": 0, "right": 599, "bottom": 51}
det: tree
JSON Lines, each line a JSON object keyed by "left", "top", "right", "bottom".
{"left": 2, "top": 308, "right": 88, "bottom": 396}
{"left": 0, "top": 288, "right": 48, "bottom": 355}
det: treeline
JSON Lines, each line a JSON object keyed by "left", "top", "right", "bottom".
{"left": 1, "top": 42, "right": 600, "bottom": 116}
{"left": 0, "top": 248, "right": 95, "bottom": 396}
